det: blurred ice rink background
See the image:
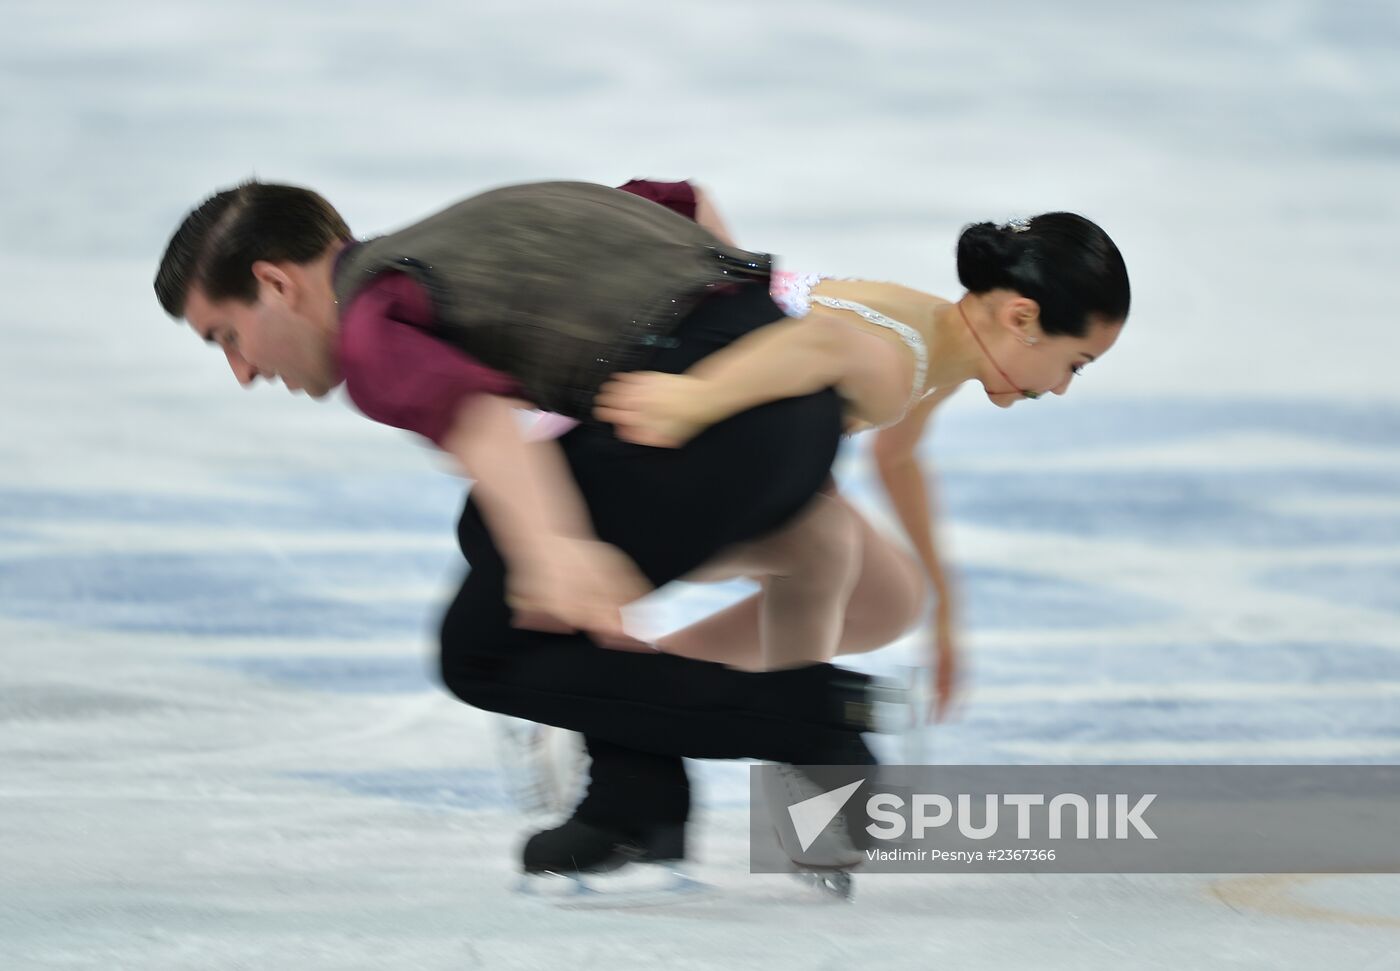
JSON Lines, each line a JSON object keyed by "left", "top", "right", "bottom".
{"left": 2, "top": 1, "right": 1399, "bottom": 967}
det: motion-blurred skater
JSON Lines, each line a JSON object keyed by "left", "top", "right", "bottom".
{"left": 154, "top": 178, "right": 892, "bottom": 886}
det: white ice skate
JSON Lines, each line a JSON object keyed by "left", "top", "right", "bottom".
{"left": 871, "top": 666, "right": 931, "bottom": 765}
{"left": 493, "top": 716, "right": 588, "bottom": 817}
{"left": 763, "top": 671, "right": 921, "bottom": 901}
{"left": 761, "top": 763, "right": 864, "bottom": 902}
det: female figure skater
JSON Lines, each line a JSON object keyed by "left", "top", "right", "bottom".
{"left": 592, "top": 204, "right": 1131, "bottom": 721}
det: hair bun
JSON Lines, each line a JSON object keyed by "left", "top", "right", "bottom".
{"left": 956, "top": 222, "right": 1019, "bottom": 293}
{"left": 952, "top": 211, "right": 1130, "bottom": 337}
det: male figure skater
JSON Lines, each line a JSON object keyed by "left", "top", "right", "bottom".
{"left": 155, "top": 178, "right": 883, "bottom": 875}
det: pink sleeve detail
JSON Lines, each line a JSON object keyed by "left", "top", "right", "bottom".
{"left": 527, "top": 412, "right": 581, "bottom": 441}
{"left": 338, "top": 273, "right": 526, "bottom": 447}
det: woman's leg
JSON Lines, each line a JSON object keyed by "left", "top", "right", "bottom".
{"left": 655, "top": 493, "right": 928, "bottom": 668}
{"left": 664, "top": 492, "right": 860, "bottom": 669}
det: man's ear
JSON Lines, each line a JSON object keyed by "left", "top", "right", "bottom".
{"left": 250, "top": 260, "right": 295, "bottom": 304}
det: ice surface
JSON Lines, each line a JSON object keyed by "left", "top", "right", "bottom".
{"left": 2, "top": 1, "right": 1399, "bottom": 967}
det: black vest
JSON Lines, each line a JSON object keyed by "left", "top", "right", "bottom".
{"left": 333, "top": 181, "right": 771, "bottom": 419}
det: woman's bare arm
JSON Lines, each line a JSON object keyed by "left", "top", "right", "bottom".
{"left": 871, "top": 385, "right": 964, "bottom": 717}
{"left": 593, "top": 310, "right": 853, "bottom": 446}
{"left": 871, "top": 388, "right": 955, "bottom": 589}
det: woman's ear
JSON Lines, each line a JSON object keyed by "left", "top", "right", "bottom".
{"left": 1001, "top": 295, "right": 1043, "bottom": 346}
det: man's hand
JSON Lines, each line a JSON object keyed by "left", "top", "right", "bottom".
{"left": 442, "top": 393, "right": 651, "bottom": 648}
{"left": 507, "top": 536, "right": 653, "bottom": 646}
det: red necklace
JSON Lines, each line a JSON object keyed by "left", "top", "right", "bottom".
{"left": 956, "top": 301, "right": 1041, "bottom": 400}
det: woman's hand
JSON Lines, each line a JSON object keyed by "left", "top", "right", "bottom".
{"left": 928, "top": 597, "right": 963, "bottom": 722}
{"left": 593, "top": 372, "right": 715, "bottom": 448}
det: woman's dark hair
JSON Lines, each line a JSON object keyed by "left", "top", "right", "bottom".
{"left": 956, "top": 212, "right": 1129, "bottom": 337}
{"left": 154, "top": 180, "right": 351, "bottom": 318}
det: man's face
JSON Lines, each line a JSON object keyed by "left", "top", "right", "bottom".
{"left": 182, "top": 269, "right": 340, "bottom": 398}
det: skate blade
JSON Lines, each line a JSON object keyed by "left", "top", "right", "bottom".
{"left": 766, "top": 814, "right": 862, "bottom": 872}
{"left": 514, "top": 864, "right": 712, "bottom": 909}
{"left": 790, "top": 868, "right": 854, "bottom": 902}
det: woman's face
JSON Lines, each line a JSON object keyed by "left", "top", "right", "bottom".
{"left": 981, "top": 304, "right": 1124, "bottom": 408}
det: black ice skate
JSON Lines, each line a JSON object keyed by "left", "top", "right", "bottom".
{"left": 515, "top": 817, "right": 707, "bottom": 906}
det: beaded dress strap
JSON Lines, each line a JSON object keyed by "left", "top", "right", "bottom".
{"left": 809, "top": 295, "right": 928, "bottom": 409}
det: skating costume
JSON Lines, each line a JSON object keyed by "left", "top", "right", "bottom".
{"left": 528, "top": 269, "right": 939, "bottom": 442}
{"left": 770, "top": 270, "right": 938, "bottom": 424}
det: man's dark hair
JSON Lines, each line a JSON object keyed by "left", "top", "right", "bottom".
{"left": 154, "top": 181, "right": 351, "bottom": 318}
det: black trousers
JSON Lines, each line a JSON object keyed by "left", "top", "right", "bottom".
{"left": 439, "top": 283, "right": 865, "bottom": 826}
